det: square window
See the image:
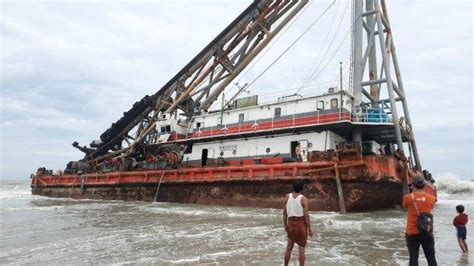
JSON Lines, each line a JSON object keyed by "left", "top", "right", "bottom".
{"left": 317, "top": 101, "right": 324, "bottom": 110}
{"left": 274, "top": 107, "right": 281, "bottom": 118}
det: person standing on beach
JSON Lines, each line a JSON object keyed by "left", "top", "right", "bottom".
{"left": 403, "top": 176, "right": 437, "bottom": 266}
{"left": 283, "top": 181, "right": 313, "bottom": 266}
{"left": 453, "top": 205, "right": 468, "bottom": 252}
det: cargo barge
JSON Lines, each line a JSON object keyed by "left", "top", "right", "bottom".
{"left": 31, "top": 0, "right": 436, "bottom": 213}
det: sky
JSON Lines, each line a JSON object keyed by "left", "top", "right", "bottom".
{"left": 0, "top": 0, "right": 472, "bottom": 181}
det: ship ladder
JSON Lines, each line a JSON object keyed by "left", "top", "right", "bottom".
{"left": 154, "top": 171, "right": 165, "bottom": 202}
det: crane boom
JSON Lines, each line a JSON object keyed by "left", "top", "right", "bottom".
{"left": 78, "top": 0, "right": 309, "bottom": 162}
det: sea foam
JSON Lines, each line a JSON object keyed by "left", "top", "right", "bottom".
{"left": 435, "top": 173, "right": 474, "bottom": 194}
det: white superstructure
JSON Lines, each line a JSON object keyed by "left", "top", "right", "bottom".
{"left": 183, "top": 130, "right": 345, "bottom": 163}
{"left": 149, "top": 88, "right": 389, "bottom": 165}
{"left": 194, "top": 90, "right": 354, "bottom": 130}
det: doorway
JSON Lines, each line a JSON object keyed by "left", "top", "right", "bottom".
{"left": 290, "top": 141, "right": 299, "bottom": 159}
{"left": 201, "top": 149, "right": 208, "bottom": 167}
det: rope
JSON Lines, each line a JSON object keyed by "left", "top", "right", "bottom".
{"left": 208, "top": 1, "right": 313, "bottom": 112}
{"left": 300, "top": 0, "right": 341, "bottom": 87}
{"left": 306, "top": 24, "right": 352, "bottom": 85}
{"left": 245, "top": 0, "right": 337, "bottom": 92}
{"left": 302, "top": 0, "right": 350, "bottom": 88}
{"left": 231, "top": 1, "right": 312, "bottom": 88}
{"left": 154, "top": 171, "right": 165, "bottom": 202}
{"left": 80, "top": 174, "right": 86, "bottom": 193}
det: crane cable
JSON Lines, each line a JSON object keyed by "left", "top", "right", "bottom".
{"left": 256, "top": 80, "right": 341, "bottom": 99}
{"left": 209, "top": 0, "right": 313, "bottom": 111}
{"left": 307, "top": 23, "right": 352, "bottom": 85}
{"left": 299, "top": 0, "right": 341, "bottom": 87}
{"left": 301, "top": 0, "right": 350, "bottom": 89}
{"left": 244, "top": 0, "right": 337, "bottom": 92}
{"left": 307, "top": 0, "right": 366, "bottom": 87}
{"left": 229, "top": 0, "right": 313, "bottom": 91}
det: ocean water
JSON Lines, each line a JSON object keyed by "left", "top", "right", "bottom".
{"left": 0, "top": 177, "right": 473, "bottom": 265}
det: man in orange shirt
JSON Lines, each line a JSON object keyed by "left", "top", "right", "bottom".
{"left": 402, "top": 176, "right": 437, "bottom": 266}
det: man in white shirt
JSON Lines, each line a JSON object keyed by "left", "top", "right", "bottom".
{"left": 283, "top": 181, "right": 313, "bottom": 265}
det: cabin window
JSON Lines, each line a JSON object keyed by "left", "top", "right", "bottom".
{"left": 220, "top": 151, "right": 224, "bottom": 156}
{"left": 274, "top": 107, "right": 281, "bottom": 118}
{"left": 232, "top": 150, "right": 237, "bottom": 155}
{"left": 184, "top": 144, "right": 193, "bottom": 154}
{"left": 196, "top": 122, "right": 201, "bottom": 129}
{"left": 330, "top": 98, "right": 338, "bottom": 108}
{"left": 317, "top": 100, "right": 324, "bottom": 110}
{"left": 160, "top": 125, "right": 171, "bottom": 133}
{"left": 217, "top": 116, "right": 222, "bottom": 125}
{"left": 238, "top": 113, "right": 244, "bottom": 123}
{"left": 266, "top": 148, "right": 271, "bottom": 153}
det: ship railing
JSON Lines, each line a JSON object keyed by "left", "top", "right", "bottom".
{"left": 351, "top": 108, "right": 391, "bottom": 124}
{"left": 187, "top": 108, "right": 352, "bottom": 139}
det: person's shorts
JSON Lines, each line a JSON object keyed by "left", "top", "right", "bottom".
{"left": 456, "top": 226, "right": 467, "bottom": 240}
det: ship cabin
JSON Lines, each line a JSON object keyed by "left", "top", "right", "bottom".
{"left": 154, "top": 87, "right": 396, "bottom": 166}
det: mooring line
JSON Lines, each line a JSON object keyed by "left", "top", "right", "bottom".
{"left": 154, "top": 171, "right": 165, "bottom": 202}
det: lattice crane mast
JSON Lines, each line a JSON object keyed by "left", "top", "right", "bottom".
{"left": 72, "top": 0, "right": 309, "bottom": 166}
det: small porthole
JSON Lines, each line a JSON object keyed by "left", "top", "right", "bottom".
{"left": 220, "top": 151, "right": 224, "bottom": 156}
{"left": 266, "top": 148, "right": 271, "bottom": 153}
{"left": 232, "top": 150, "right": 237, "bottom": 155}
{"left": 308, "top": 143, "right": 313, "bottom": 148}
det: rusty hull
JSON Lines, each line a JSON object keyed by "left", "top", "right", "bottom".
{"left": 31, "top": 155, "right": 407, "bottom": 212}
{"left": 32, "top": 179, "right": 402, "bottom": 212}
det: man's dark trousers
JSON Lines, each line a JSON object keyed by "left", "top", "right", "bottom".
{"left": 406, "top": 232, "right": 437, "bottom": 266}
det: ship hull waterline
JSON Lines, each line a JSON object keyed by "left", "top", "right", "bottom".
{"left": 31, "top": 155, "right": 416, "bottom": 212}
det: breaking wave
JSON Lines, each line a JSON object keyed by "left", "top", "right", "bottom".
{"left": 435, "top": 173, "right": 474, "bottom": 194}
{"left": 0, "top": 182, "right": 31, "bottom": 200}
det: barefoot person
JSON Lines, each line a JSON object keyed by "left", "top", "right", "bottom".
{"left": 403, "top": 176, "right": 437, "bottom": 266}
{"left": 453, "top": 205, "right": 468, "bottom": 252}
{"left": 283, "top": 181, "right": 313, "bottom": 266}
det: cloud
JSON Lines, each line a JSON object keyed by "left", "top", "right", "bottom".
{"left": 0, "top": 0, "right": 472, "bottom": 180}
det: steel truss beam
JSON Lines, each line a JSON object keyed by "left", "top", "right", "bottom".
{"left": 83, "top": 0, "right": 309, "bottom": 162}
{"left": 352, "top": 0, "right": 422, "bottom": 171}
